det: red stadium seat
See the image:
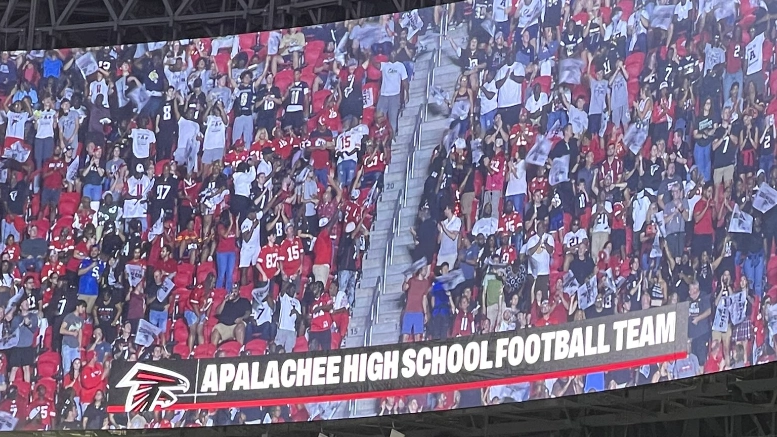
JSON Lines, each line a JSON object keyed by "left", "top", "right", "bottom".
{"left": 58, "top": 192, "right": 80, "bottom": 217}
{"left": 312, "top": 90, "right": 331, "bottom": 115}
{"left": 196, "top": 261, "right": 216, "bottom": 284}
{"left": 217, "top": 340, "right": 242, "bottom": 357}
{"left": 274, "top": 69, "right": 294, "bottom": 94}
{"left": 243, "top": 338, "right": 267, "bottom": 356}
{"left": 172, "top": 342, "right": 191, "bottom": 358}
{"left": 14, "top": 379, "right": 31, "bottom": 402}
{"left": 192, "top": 343, "right": 217, "bottom": 359}
{"left": 36, "top": 351, "right": 61, "bottom": 378}
{"left": 80, "top": 323, "right": 93, "bottom": 349}
{"left": 208, "top": 290, "right": 226, "bottom": 317}
{"left": 214, "top": 52, "right": 232, "bottom": 74}
{"left": 238, "top": 33, "right": 258, "bottom": 51}
{"left": 624, "top": 53, "right": 645, "bottom": 79}
{"left": 175, "top": 264, "right": 195, "bottom": 288}
{"left": 169, "top": 287, "right": 191, "bottom": 317}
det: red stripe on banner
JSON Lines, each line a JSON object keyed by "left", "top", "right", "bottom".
{"left": 106, "top": 351, "right": 687, "bottom": 413}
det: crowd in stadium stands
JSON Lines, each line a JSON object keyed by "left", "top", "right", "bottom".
{"left": 391, "top": 0, "right": 777, "bottom": 412}
{"left": 0, "top": 0, "right": 777, "bottom": 429}
{"left": 0, "top": 10, "right": 419, "bottom": 429}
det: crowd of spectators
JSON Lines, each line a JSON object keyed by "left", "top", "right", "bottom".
{"left": 392, "top": 0, "right": 777, "bottom": 411}
{"left": 0, "top": 7, "right": 430, "bottom": 429}
{"left": 1, "top": 0, "right": 777, "bottom": 428}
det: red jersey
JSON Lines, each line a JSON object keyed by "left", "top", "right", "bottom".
{"left": 693, "top": 198, "right": 714, "bottom": 235}
{"left": 509, "top": 123, "right": 538, "bottom": 153}
{"left": 310, "top": 293, "right": 333, "bottom": 332}
{"left": 2, "top": 243, "right": 19, "bottom": 262}
{"left": 451, "top": 310, "right": 475, "bottom": 337}
{"left": 273, "top": 136, "right": 296, "bottom": 160}
{"left": 611, "top": 202, "right": 626, "bottom": 230}
{"left": 529, "top": 177, "right": 549, "bottom": 198}
{"left": 341, "top": 200, "right": 361, "bottom": 228}
{"left": 66, "top": 241, "right": 88, "bottom": 272}
{"left": 249, "top": 139, "right": 272, "bottom": 160}
{"left": 224, "top": 149, "right": 249, "bottom": 168}
{"left": 278, "top": 237, "right": 303, "bottom": 276}
{"left": 0, "top": 398, "right": 26, "bottom": 420}
{"left": 27, "top": 398, "right": 55, "bottom": 428}
{"left": 498, "top": 211, "right": 523, "bottom": 234}
{"left": 496, "top": 245, "right": 518, "bottom": 265}
{"left": 80, "top": 363, "right": 106, "bottom": 402}
{"left": 321, "top": 107, "right": 342, "bottom": 133}
{"left": 41, "top": 261, "right": 65, "bottom": 281}
{"left": 309, "top": 137, "right": 332, "bottom": 170}
{"left": 180, "top": 179, "right": 201, "bottom": 208}
{"left": 362, "top": 151, "right": 386, "bottom": 174}
{"left": 186, "top": 284, "right": 212, "bottom": 314}
{"left": 51, "top": 233, "right": 75, "bottom": 255}
{"left": 370, "top": 119, "right": 393, "bottom": 144}
{"left": 600, "top": 157, "right": 624, "bottom": 183}
{"left": 312, "top": 227, "right": 333, "bottom": 266}
{"left": 42, "top": 158, "right": 66, "bottom": 190}
{"left": 256, "top": 244, "right": 280, "bottom": 280}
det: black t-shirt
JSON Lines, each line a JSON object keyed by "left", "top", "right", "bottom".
{"left": 47, "top": 288, "right": 78, "bottom": 321}
{"left": 158, "top": 99, "right": 178, "bottom": 136}
{"left": 256, "top": 85, "right": 282, "bottom": 118}
{"left": 688, "top": 293, "right": 712, "bottom": 339}
{"left": 338, "top": 73, "right": 363, "bottom": 118}
{"left": 285, "top": 81, "right": 309, "bottom": 110}
{"left": 641, "top": 158, "right": 664, "bottom": 191}
{"left": 234, "top": 84, "right": 256, "bottom": 117}
{"left": 217, "top": 297, "right": 252, "bottom": 325}
{"left": 6, "top": 180, "right": 28, "bottom": 215}
{"left": 152, "top": 175, "right": 179, "bottom": 211}
{"left": 570, "top": 256, "right": 595, "bottom": 285}
{"left": 713, "top": 132, "right": 737, "bottom": 169}
{"left": 337, "top": 234, "right": 359, "bottom": 271}
{"left": 146, "top": 282, "right": 170, "bottom": 312}
{"left": 95, "top": 297, "right": 118, "bottom": 326}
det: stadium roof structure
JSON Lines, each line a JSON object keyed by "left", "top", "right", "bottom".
{"left": 0, "top": 0, "right": 453, "bottom": 51}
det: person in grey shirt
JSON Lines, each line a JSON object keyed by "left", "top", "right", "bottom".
{"left": 657, "top": 161, "right": 683, "bottom": 208}
{"left": 663, "top": 184, "right": 689, "bottom": 258}
{"left": 60, "top": 300, "right": 86, "bottom": 374}
{"left": 18, "top": 224, "right": 47, "bottom": 274}
{"left": 9, "top": 299, "right": 38, "bottom": 382}
{"left": 670, "top": 341, "right": 701, "bottom": 379}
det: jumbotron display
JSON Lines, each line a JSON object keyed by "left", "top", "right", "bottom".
{"left": 0, "top": 0, "right": 773, "bottom": 430}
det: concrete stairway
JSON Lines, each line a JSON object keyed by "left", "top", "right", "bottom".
{"left": 345, "top": 14, "right": 467, "bottom": 419}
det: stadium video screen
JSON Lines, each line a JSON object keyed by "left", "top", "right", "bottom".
{"left": 0, "top": 0, "right": 774, "bottom": 430}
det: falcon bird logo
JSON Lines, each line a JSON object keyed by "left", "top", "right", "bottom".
{"left": 116, "top": 363, "right": 190, "bottom": 412}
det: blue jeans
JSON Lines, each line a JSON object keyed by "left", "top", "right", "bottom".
{"left": 83, "top": 184, "right": 102, "bottom": 203}
{"left": 314, "top": 168, "right": 329, "bottom": 186}
{"left": 547, "top": 110, "right": 568, "bottom": 131}
{"left": 337, "top": 160, "right": 357, "bottom": 189}
{"left": 694, "top": 143, "right": 712, "bottom": 183}
{"left": 743, "top": 251, "right": 765, "bottom": 298}
{"left": 18, "top": 257, "right": 43, "bottom": 274}
{"left": 149, "top": 309, "right": 169, "bottom": 333}
{"left": 760, "top": 154, "right": 774, "bottom": 174}
{"left": 480, "top": 109, "right": 496, "bottom": 132}
{"left": 338, "top": 269, "right": 358, "bottom": 307}
{"left": 62, "top": 345, "right": 80, "bottom": 374}
{"left": 216, "top": 251, "right": 236, "bottom": 290}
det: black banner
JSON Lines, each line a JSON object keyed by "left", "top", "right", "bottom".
{"left": 107, "top": 303, "right": 688, "bottom": 413}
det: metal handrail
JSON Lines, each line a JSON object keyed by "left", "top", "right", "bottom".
{"left": 363, "top": 276, "right": 382, "bottom": 348}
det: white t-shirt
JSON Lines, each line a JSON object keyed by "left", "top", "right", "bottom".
{"left": 438, "top": 215, "right": 462, "bottom": 256}
{"left": 240, "top": 217, "right": 263, "bottom": 250}
{"left": 472, "top": 217, "right": 498, "bottom": 237}
{"left": 516, "top": 0, "right": 542, "bottom": 28}
{"left": 6, "top": 111, "right": 28, "bottom": 140}
{"left": 35, "top": 109, "right": 56, "bottom": 139}
{"left": 177, "top": 118, "right": 200, "bottom": 152}
{"left": 130, "top": 128, "right": 156, "bottom": 159}
{"left": 123, "top": 175, "right": 152, "bottom": 218}
{"left": 233, "top": 166, "right": 256, "bottom": 197}
{"left": 526, "top": 233, "right": 553, "bottom": 276}
{"left": 479, "top": 79, "right": 498, "bottom": 114}
{"left": 492, "top": 0, "right": 509, "bottom": 22}
{"left": 746, "top": 33, "right": 765, "bottom": 75}
{"left": 591, "top": 201, "right": 613, "bottom": 233}
{"left": 497, "top": 62, "right": 525, "bottom": 108}
{"left": 563, "top": 229, "right": 589, "bottom": 248}
{"left": 525, "top": 92, "right": 549, "bottom": 114}
{"left": 203, "top": 115, "right": 226, "bottom": 150}
{"left": 89, "top": 79, "right": 109, "bottom": 107}
{"left": 278, "top": 293, "right": 301, "bottom": 331}
{"left": 505, "top": 160, "right": 527, "bottom": 196}
{"left": 674, "top": 0, "right": 692, "bottom": 20}
{"left": 631, "top": 192, "right": 651, "bottom": 232}
{"left": 379, "top": 62, "right": 408, "bottom": 97}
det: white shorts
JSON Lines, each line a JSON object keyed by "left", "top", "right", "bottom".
{"left": 239, "top": 245, "right": 260, "bottom": 268}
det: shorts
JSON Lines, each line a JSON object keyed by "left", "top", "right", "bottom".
{"left": 239, "top": 245, "right": 260, "bottom": 268}
{"left": 402, "top": 312, "right": 425, "bottom": 335}
{"left": 713, "top": 165, "right": 735, "bottom": 186}
{"left": 711, "top": 327, "right": 731, "bottom": 346}
{"left": 184, "top": 310, "right": 207, "bottom": 326}
{"left": 213, "top": 322, "right": 237, "bottom": 341}
{"left": 9, "top": 346, "right": 34, "bottom": 367}
{"left": 514, "top": 23, "right": 539, "bottom": 41}
{"left": 202, "top": 147, "right": 224, "bottom": 164}
{"left": 42, "top": 187, "right": 60, "bottom": 205}
{"left": 282, "top": 111, "right": 305, "bottom": 131}
{"left": 611, "top": 229, "right": 626, "bottom": 253}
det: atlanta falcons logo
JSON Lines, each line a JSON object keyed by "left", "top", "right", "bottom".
{"left": 116, "top": 363, "right": 190, "bottom": 412}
